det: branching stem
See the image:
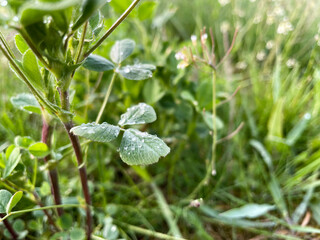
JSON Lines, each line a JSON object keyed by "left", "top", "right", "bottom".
{"left": 83, "top": 0, "right": 141, "bottom": 59}
{"left": 95, "top": 72, "right": 117, "bottom": 124}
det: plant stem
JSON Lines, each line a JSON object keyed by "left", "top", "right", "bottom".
{"left": 64, "top": 121, "right": 92, "bottom": 240}
{"left": 58, "top": 89, "right": 92, "bottom": 240}
{"left": 0, "top": 31, "right": 15, "bottom": 59}
{"left": 41, "top": 116, "right": 63, "bottom": 216}
{"left": 0, "top": 44, "right": 57, "bottom": 114}
{"left": 17, "top": 27, "right": 51, "bottom": 70}
{"left": 95, "top": 72, "right": 117, "bottom": 123}
{"left": 0, "top": 204, "right": 80, "bottom": 222}
{"left": 83, "top": 0, "right": 141, "bottom": 59}
{"left": 75, "top": 21, "right": 88, "bottom": 63}
{"left": 32, "top": 191, "right": 60, "bottom": 231}
{"left": 0, "top": 214, "right": 18, "bottom": 239}
{"left": 187, "top": 70, "right": 217, "bottom": 199}
{"left": 115, "top": 220, "right": 187, "bottom": 240}
{"left": 211, "top": 70, "right": 217, "bottom": 175}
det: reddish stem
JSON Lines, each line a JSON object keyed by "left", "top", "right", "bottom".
{"left": 63, "top": 121, "right": 92, "bottom": 240}
{"left": 41, "top": 117, "right": 63, "bottom": 216}
{"left": 0, "top": 214, "right": 18, "bottom": 239}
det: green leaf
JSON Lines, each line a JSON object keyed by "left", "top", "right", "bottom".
{"left": 103, "top": 217, "right": 119, "bottom": 239}
{"left": 6, "top": 191, "right": 23, "bottom": 214}
{"left": 250, "top": 139, "right": 273, "bottom": 170}
{"left": 15, "top": 34, "right": 29, "bottom": 54}
{"left": 0, "top": 190, "right": 12, "bottom": 213}
{"left": 58, "top": 213, "right": 73, "bottom": 231}
{"left": 11, "top": 93, "right": 41, "bottom": 114}
{"left": 119, "top": 64, "right": 154, "bottom": 80}
{"left": 40, "top": 182, "right": 51, "bottom": 196}
{"left": 110, "top": 39, "right": 135, "bottom": 64}
{"left": 20, "top": 0, "right": 80, "bottom": 28}
{"left": 28, "top": 142, "right": 49, "bottom": 158}
{"left": 286, "top": 113, "right": 311, "bottom": 146}
{"left": 70, "top": 123, "right": 120, "bottom": 143}
{"left": 22, "top": 50, "right": 44, "bottom": 91}
{"left": 118, "top": 103, "right": 157, "bottom": 126}
{"left": 14, "top": 136, "right": 35, "bottom": 149}
{"left": 70, "top": 228, "right": 85, "bottom": 240}
{"left": 219, "top": 204, "right": 275, "bottom": 219}
{"left": 119, "top": 129, "right": 170, "bottom": 165}
{"left": 202, "top": 111, "right": 224, "bottom": 130}
{"left": 268, "top": 99, "right": 284, "bottom": 139}
{"left": 3, "top": 147, "right": 21, "bottom": 179}
{"left": 143, "top": 79, "right": 165, "bottom": 104}
{"left": 137, "top": 1, "right": 157, "bottom": 21}
{"left": 72, "top": 0, "right": 107, "bottom": 31}
{"left": 82, "top": 54, "right": 115, "bottom": 72}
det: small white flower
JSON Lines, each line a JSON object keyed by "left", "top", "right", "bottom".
{"left": 218, "top": 0, "right": 230, "bottom": 6}
{"left": 177, "top": 61, "right": 189, "bottom": 69}
{"left": 256, "top": 51, "right": 266, "bottom": 61}
{"left": 190, "top": 198, "right": 203, "bottom": 208}
{"left": 220, "top": 21, "right": 230, "bottom": 33}
{"left": 201, "top": 33, "right": 208, "bottom": 43}
{"left": 277, "top": 20, "right": 294, "bottom": 35}
{"left": 175, "top": 51, "right": 185, "bottom": 61}
{"left": 236, "top": 61, "right": 248, "bottom": 70}
{"left": 253, "top": 15, "right": 262, "bottom": 24}
{"left": 191, "top": 35, "right": 197, "bottom": 43}
{"left": 266, "top": 40, "right": 274, "bottom": 50}
{"left": 286, "top": 58, "right": 296, "bottom": 68}
{"left": 273, "top": 6, "right": 285, "bottom": 17}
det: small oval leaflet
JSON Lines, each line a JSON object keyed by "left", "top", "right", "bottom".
{"left": 118, "top": 103, "right": 157, "bottom": 126}
{"left": 119, "top": 64, "right": 154, "bottom": 80}
{"left": 3, "top": 147, "right": 21, "bottom": 179}
{"left": 28, "top": 142, "right": 50, "bottom": 158}
{"left": 6, "top": 191, "right": 23, "bottom": 214}
{"left": 0, "top": 190, "right": 12, "bottom": 213}
{"left": 219, "top": 204, "right": 275, "bottom": 219}
{"left": 119, "top": 129, "right": 170, "bottom": 166}
{"left": 70, "top": 122, "right": 120, "bottom": 143}
{"left": 11, "top": 93, "right": 41, "bottom": 114}
{"left": 110, "top": 39, "right": 135, "bottom": 64}
{"left": 82, "top": 54, "right": 115, "bottom": 72}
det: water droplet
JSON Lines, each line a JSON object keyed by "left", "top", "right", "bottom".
{"left": 124, "top": 67, "right": 130, "bottom": 73}
{"left": 111, "top": 225, "right": 117, "bottom": 232}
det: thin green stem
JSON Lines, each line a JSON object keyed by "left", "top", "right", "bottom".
{"left": 0, "top": 30, "right": 15, "bottom": 59}
{"left": 83, "top": 0, "right": 141, "bottom": 59}
{"left": 95, "top": 72, "right": 117, "bottom": 123}
{"left": 75, "top": 21, "right": 88, "bottom": 63}
{"left": 187, "top": 69, "right": 217, "bottom": 200}
{"left": 211, "top": 70, "right": 217, "bottom": 175}
{"left": 0, "top": 44, "right": 57, "bottom": 114}
{"left": 17, "top": 27, "right": 51, "bottom": 70}
{"left": 150, "top": 182, "right": 182, "bottom": 238}
{"left": 115, "top": 220, "right": 187, "bottom": 240}
{"left": 0, "top": 204, "right": 80, "bottom": 222}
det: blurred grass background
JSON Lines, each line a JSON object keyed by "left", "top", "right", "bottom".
{"left": 1, "top": 0, "right": 320, "bottom": 239}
